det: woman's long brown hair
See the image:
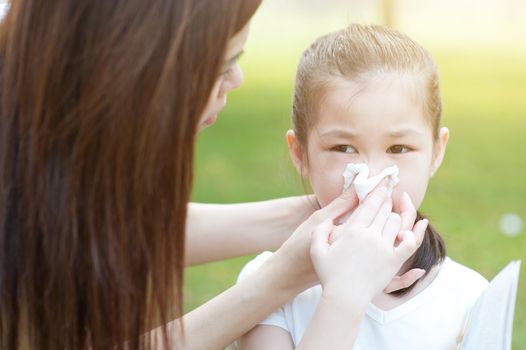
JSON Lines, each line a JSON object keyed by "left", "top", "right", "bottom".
{"left": 0, "top": 0, "right": 261, "bottom": 349}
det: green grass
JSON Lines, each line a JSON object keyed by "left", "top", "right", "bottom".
{"left": 186, "top": 48, "right": 526, "bottom": 348}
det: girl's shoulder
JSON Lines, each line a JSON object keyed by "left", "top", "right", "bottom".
{"left": 238, "top": 253, "right": 489, "bottom": 298}
{"left": 438, "top": 256, "right": 489, "bottom": 295}
{"left": 410, "top": 256, "right": 489, "bottom": 320}
{"left": 237, "top": 251, "right": 323, "bottom": 310}
{"left": 237, "top": 251, "right": 275, "bottom": 283}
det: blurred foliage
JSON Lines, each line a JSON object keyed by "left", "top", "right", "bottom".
{"left": 187, "top": 7, "right": 526, "bottom": 347}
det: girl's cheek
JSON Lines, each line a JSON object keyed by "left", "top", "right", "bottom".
{"left": 310, "top": 172, "right": 346, "bottom": 208}
{"left": 320, "top": 187, "right": 351, "bottom": 208}
{"left": 392, "top": 178, "right": 427, "bottom": 213}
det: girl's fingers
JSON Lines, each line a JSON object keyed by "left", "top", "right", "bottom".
{"left": 394, "top": 230, "right": 418, "bottom": 261}
{"left": 310, "top": 219, "right": 334, "bottom": 262}
{"left": 399, "top": 192, "right": 417, "bottom": 231}
{"left": 348, "top": 185, "right": 388, "bottom": 227}
{"left": 369, "top": 197, "right": 393, "bottom": 232}
{"left": 395, "top": 219, "right": 428, "bottom": 260}
{"left": 382, "top": 212, "right": 402, "bottom": 243}
{"left": 412, "top": 218, "right": 428, "bottom": 247}
{"left": 383, "top": 268, "right": 426, "bottom": 293}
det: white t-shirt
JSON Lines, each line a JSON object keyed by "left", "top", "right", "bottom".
{"left": 238, "top": 252, "right": 488, "bottom": 350}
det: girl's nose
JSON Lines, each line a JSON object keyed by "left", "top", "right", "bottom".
{"left": 366, "top": 161, "right": 393, "bottom": 177}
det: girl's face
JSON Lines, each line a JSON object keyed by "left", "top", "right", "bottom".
{"left": 288, "top": 73, "right": 449, "bottom": 212}
{"left": 198, "top": 23, "right": 251, "bottom": 131}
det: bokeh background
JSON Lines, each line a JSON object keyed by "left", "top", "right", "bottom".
{"left": 189, "top": 0, "right": 526, "bottom": 347}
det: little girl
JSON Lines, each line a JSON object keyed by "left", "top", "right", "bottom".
{"left": 236, "top": 24, "right": 488, "bottom": 349}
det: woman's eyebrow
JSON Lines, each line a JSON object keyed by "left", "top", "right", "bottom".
{"left": 223, "top": 50, "right": 245, "bottom": 68}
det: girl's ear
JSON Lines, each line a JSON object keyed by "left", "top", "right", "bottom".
{"left": 430, "top": 127, "right": 450, "bottom": 177}
{"left": 286, "top": 129, "right": 308, "bottom": 177}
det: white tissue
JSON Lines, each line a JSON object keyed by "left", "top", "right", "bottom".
{"left": 342, "top": 163, "right": 400, "bottom": 202}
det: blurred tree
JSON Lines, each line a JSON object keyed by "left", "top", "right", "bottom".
{"left": 381, "top": 0, "right": 396, "bottom": 27}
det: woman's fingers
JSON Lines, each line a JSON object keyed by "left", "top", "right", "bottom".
{"left": 383, "top": 268, "right": 426, "bottom": 293}
{"left": 310, "top": 219, "right": 334, "bottom": 267}
{"left": 310, "top": 188, "right": 359, "bottom": 226}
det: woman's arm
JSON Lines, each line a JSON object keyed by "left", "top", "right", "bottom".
{"left": 239, "top": 325, "right": 295, "bottom": 350}
{"left": 185, "top": 196, "right": 315, "bottom": 266}
{"left": 173, "top": 253, "right": 313, "bottom": 349}
{"left": 148, "top": 192, "right": 357, "bottom": 349}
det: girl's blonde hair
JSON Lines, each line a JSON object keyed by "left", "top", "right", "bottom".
{"left": 292, "top": 24, "right": 445, "bottom": 296}
{"left": 292, "top": 24, "right": 442, "bottom": 148}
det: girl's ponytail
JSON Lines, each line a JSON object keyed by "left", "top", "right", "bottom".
{"left": 389, "top": 211, "right": 446, "bottom": 296}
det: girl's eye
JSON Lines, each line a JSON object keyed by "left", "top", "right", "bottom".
{"left": 332, "top": 145, "right": 357, "bottom": 153}
{"left": 388, "top": 145, "right": 411, "bottom": 154}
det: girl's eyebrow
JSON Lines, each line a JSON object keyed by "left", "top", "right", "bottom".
{"left": 388, "top": 128, "right": 424, "bottom": 137}
{"left": 319, "top": 128, "right": 424, "bottom": 139}
{"left": 319, "top": 129, "right": 358, "bottom": 139}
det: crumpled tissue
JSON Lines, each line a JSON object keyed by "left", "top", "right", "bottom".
{"left": 342, "top": 163, "right": 400, "bottom": 202}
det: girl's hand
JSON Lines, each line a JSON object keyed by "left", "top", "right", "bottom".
{"left": 310, "top": 186, "right": 428, "bottom": 302}
{"left": 328, "top": 189, "right": 426, "bottom": 293}
{"left": 267, "top": 186, "right": 425, "bottom": 299}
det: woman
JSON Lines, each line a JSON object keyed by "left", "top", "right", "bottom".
{"left": 0, "top": 1, "right": 424, "bottom": 349}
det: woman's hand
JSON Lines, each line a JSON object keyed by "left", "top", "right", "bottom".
{"left": 310, "top": 186, "right": 428, "bottom": 302}
{"left": 265, "top": 189, "right": 360, "bottom": 297}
